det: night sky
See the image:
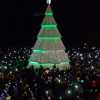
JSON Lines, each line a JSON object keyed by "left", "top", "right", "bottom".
{"left": 0, "top": 0, "right": 100, "bottom": 48}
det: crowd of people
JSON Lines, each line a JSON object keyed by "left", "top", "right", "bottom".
{"left": 0, "top": 68, "right": 83, "bottom": 100}
{"left": 0, "top": 43, "right": 100, "bottom": 100}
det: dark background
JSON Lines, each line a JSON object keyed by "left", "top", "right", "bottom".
{"left": 0, "top": 0, "right": 100, "bottom": 48}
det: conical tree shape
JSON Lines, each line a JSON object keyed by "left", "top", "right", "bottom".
{"left": 37, "top": 6, "right": 65, "bottom": 50}
{"left": 27, "top": 5, "right": 70, "bottom": 70}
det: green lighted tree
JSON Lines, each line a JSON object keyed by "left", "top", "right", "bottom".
{"left": 27, "top": 5, "right": 70, "bottom": 70}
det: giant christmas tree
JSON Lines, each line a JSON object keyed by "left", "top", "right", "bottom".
{"left": 27, "top": 2, "right": 70, "bottom": 70}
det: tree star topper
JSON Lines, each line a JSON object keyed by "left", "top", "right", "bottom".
{"left": 46, "top": 0, "right": 51, "bottom": 5}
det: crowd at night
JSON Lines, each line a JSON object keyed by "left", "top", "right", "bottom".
{"left": 0, "top": 43, "right": 100, "bottom": 100}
